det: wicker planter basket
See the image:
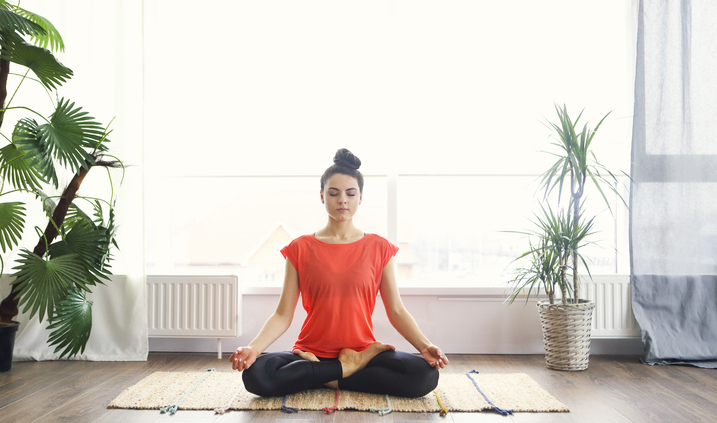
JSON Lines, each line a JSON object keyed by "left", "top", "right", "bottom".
{"left": 537, "top": 299, "right": 595, "bottom": 371}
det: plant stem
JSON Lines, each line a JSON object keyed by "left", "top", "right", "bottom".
{"left": 0, "top": 289, "right": 18, "bottom": 323}
{"left": 547, "top": 276, "right": 555, "bottom": 304}
{"left": 0, "top": 159, "right": 94, "bottom": 323}
{"left": 569, "top": 161, "right": 578, "bottom": 302}
{"left": 572, "top": 194, "right": 580, "bottom": 302}
{"left": 5, "top": 69, "right": 29, "bottom": 111}
{"left": 0, "top": 52, "right": 11, "bottom": 321}
{"left": 33, "top": 161, "right": 93, "bottom": 258}
{"left": 0, "top": 57, "right": 9, "bottom": 130}
{"left": 559, "top": 265, "right": 568, "bottom": 305}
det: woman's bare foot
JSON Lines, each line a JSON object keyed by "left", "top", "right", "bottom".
{"left": 292, "top": 349, "right": 320, "bottom": 362}
{"left": 338, "top": 342, "right": 395, "bottom": 378}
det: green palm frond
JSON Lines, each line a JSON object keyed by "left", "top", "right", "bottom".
{"left": 64, "top": 202, "right": 93, "bottom": 229}
{"left": 11, "top": 6, "right": 64, "bottom": 52}
{"left": 14, "top": 99, "right": 106, "bottom": 186}
{"left": 0, "top": 142, "right": 43, "bottom": 191}
{"left": 0, "top": 201, "right": 24, "bottom": 253}
{"left": 34, "top": 190, "right": 57, "bottom": 218}
{"left": 87, "top": 199, "right": 119, "bottom": 250}
{"left": 48, "top": 219, "right": 112, "bottom": 287}
{"left": 11, "top": 250, "right": 86, "bottom": 321}
{"left": 0, "top": 9, "right": 45, "bottom": 37}
{"left": 100, "top": 204, "right": 119, "bottom": 257}
{"left": 13, "top": 117, "right": 58, "bottom": 186}
{"left": 0, "top": 37, "right": 72, "bottom": 90}
{"left": 91, "top": 200, "right": 105, "bottom": 225}
{"left": 47, "top": 286, "right": 92, "bottom": 358}
{"left": 38, "top": 98, "right": 106, "bottom": 171}
{"left": 106, "top": 206, "right": 119, "bottom": 251}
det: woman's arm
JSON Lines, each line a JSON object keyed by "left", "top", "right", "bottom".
{"left": 379, "top": 258, "right": 448, "bottom": 369}
{"left": 230, "top": 258, "right": 300, "bottom": 371}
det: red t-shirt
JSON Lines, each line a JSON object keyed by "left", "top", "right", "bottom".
{"left": 280, "top": 234, "right": 399, "bottom": 358}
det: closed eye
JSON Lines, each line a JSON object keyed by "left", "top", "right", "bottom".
{"left": 327, "top": 187, "right": 358, "bottom": 196}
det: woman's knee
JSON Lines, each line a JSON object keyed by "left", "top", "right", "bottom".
{"left": 241, "top": 365, "right": 272, "bottom": 396}
{"left": 241, "top": 353, "right": 294, "bottom": 397}
{"left": 409, "top": 366, "right": 439, "bottom": 397}
{"left": 362, "top": 351, "right": 440, "bottom": 397}
{"left": 400, "top": 353, "right": 439, "bottom": 397}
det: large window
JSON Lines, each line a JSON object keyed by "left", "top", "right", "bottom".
{"left": 144, "top": 1, "right": 636, "bottom": 287}
{"left": 396, "top": 175, "right": 630, "bottom": 287}
{"left": 145, "top": 175, "right": 387, "bottom": 282}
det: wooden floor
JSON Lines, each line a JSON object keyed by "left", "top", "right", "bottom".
{"left": 1, "top": 353, "right": 716, "bottom": 423}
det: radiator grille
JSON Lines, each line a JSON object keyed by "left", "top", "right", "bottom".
{"left": 583, "top": 276, "right": 640, "bottom": 338}
{"left": 147, "top": 275, "right": 240, "bottom": 338}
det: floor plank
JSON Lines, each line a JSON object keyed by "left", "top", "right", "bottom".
{"left": 1, "top": 353, "right": 716, "bottom": 423}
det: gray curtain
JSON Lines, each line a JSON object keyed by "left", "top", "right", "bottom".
{"left": 630, "top": 0, "right": 717, "bottom": 368}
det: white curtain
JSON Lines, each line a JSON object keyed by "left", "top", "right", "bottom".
{"left": 630, "top": 0, "right": 717, "bottom": 367}
{"left": 9, "top": 0, "right": 147, "bottom": 361}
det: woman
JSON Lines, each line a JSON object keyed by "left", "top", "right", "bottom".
{"left": 229, "top": 148, "right": 448, "bottom": 398}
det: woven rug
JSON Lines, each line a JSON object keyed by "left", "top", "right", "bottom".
{"left": 108, "top": 369, "right": 569, "bottom": 416}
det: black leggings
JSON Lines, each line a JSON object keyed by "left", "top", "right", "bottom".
{"left": 242, "top": 350, "right": 439, "bottom": 398}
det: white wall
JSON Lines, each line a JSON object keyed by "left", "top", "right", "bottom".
{"left": 149, "top": 286, "right": 644, "bottom": 356}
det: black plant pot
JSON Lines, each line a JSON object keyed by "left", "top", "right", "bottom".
{"left": 0, "top": 321, "right": 19, "bottom": 372}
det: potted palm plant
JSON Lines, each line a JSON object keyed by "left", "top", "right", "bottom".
{"left": 0, "top": 1, "right": 121, "bottom": 371}
{"left": 507, "top": 104, "right": 626, "bottom": 371}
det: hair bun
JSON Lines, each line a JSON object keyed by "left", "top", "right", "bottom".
{"left": 333, "top": 148, "right": 361, "bottom": 170}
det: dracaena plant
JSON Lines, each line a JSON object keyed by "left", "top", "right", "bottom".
{"left": 0, "top": 0, "right": 121, "bottom": 358}
{"left": 507, "top": 202, "right": 596, "bottom": 305}
{"left": 539, "top": 104, "right": 628, "bottom": 302}
{"left": 507, "top": 104, "right": 627, "bottom": 305}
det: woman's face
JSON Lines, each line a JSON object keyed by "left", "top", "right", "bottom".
{"left": 321, "top": 173, "right": 362, "bottom": 223}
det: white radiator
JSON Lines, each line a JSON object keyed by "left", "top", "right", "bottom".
{"left": 582, "top": 275, "right": 641, "bottom": 338}
{"left": 147, "top": 275, "right": 240, "bottom": 357}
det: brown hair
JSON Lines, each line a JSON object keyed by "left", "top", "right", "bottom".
{"left": 320, "top": 148, "right": 364, "bottom": 193}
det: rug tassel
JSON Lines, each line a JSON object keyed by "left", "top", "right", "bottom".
{"left": 159, "top": 404, "right": 178, "bottom": 415}
{"left": 370, "top": 394, "right": 392, "bottom": 416}
{"left": 466, "top": 370, "right": 513, "bottom": 416}
{"left": 323, "top": 388, "right": 341, "bottom": 414}
{"left": 214, "top": 384, "right": 243, "bottom": 415}
{"left": 159, "top": 368, "right": 216, "bottom": 415}
{"left": 433, "top": 389, "right": 449, "bottom": 417}
{"left": 281, "top": 395, "right": 299, "bottom": 413}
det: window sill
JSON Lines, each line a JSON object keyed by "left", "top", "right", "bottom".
{"left": 241, "top": 274, "right": 631, "bottom": 298}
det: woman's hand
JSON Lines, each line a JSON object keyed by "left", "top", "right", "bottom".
{"left": 421, "top": 345, "right": 449, "bottom": 369}
{"left": 229, "top": 346, "right": 259, "bottom": 371}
